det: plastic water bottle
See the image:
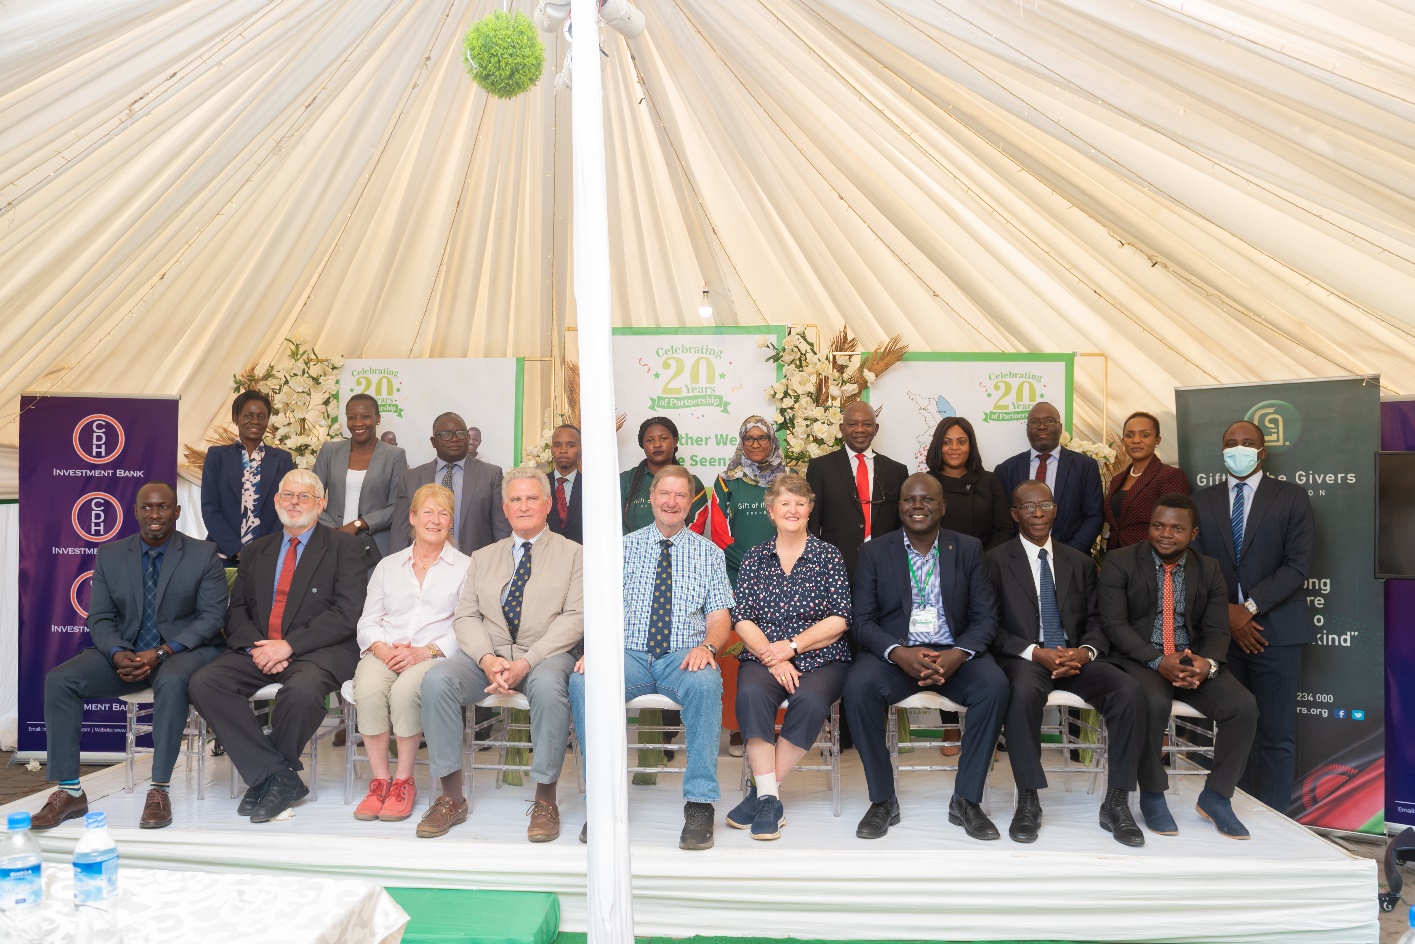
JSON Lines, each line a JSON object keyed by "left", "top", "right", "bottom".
{"left": 73, "top": 811, "right": 121, "bottom": 943}
{"left": 1399, "top": 905, "right": 1415, "bottom": 944}
{"left": 0, "top": 811, "right": 44, "bottom": 943}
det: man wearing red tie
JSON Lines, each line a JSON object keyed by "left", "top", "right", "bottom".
{"left": 189, "top": 469, "right": 367, "bottom": 823}
{"left": 805, "top": 401, "right": 910, "bottom": 576}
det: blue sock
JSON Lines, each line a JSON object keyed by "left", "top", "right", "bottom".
{"left": 59, "top": 779, "right": 82, "bottom": 797}
{"left": 150, "top": 781, "right": 170, "bottom": 793}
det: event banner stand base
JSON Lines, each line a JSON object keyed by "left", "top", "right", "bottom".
{"left": 1, "top": 738, "right": 1374, "bottom": 943}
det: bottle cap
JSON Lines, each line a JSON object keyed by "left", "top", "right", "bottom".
{"left": 83, "top": 811, "right": 107, "bottom": 829}
{"left": 6, "top": 812, "right": 31, "bottom": 830}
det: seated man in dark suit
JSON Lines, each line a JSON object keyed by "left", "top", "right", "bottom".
{"left": 1098, "top": 493, "right": 1258, "bottom": 839}
{"left": 33, "top": 482, "right": 227, "bottom": 830}
{"left": 189, "top": 469, "right": 367, "bottom": 823}
{"left": 987, "top": 481, "right": 1144, "bottom": 846}
{"left": 1192, "top": 420, "right": 1313, "bottom": 813}
{"left": 547, "top": 424, "right": 582, "bottom": 544}
{"left": 994, "top": 401, "right": 1104, "bottom": 554}
{"left": 843, "top": 473, "right": 1009, "bottom": 841}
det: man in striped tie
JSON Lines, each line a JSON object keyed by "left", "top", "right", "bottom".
{"left": 986, "top": 481, "right": 1146, "bottom": 846}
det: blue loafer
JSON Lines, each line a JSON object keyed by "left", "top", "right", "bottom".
{"left": 1196, "top": 788, "right": 1250, "bottom": 840}
{"left": 725, "top": 784, "right": 758, "bottom": 830}
{"left": 1140, "top": 791, "right": 1178, "bottom": 835}
{"left": 751, "top": 795, "right": 785, "bottom": 841}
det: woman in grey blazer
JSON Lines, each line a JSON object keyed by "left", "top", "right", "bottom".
{"left": 313, "top": 393, "right": 408, "bottom": 566}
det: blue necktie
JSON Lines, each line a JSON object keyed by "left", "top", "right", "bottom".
{"left": 646, "top": 540, "right": 673, "bottom": 657}
{"left": 1037, "top": 548, "right": 1065, "bottom": 649}
{"left": 1231, "top": 482, "right": 1246, "bottom": 567}
{"left": 501, "top": 543, "right": 532, "bottom": 640}
{"left": 136, "top": 548, "right": 161, "bottom": 652}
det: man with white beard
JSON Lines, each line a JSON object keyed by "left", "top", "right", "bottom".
{"left": 189, "top": 469, "right": 367, "bottom": 823}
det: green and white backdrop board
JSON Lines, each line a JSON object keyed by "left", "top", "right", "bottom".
{"left": 867, "top": 353, "right": 1075, "bottom": 473}
{"left": 338, "top": 358, "right": 524, "bottom": 471}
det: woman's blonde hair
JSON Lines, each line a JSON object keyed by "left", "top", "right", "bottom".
{"left": 408, "top": 483, "right": 456, "bottom": 545}
{"left": 764, "top": 472, "right": 814, "bottom": 508}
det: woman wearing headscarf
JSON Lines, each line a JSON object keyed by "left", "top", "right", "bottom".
{"left": 619, "top": 416, "right": 708, "bottom": 535}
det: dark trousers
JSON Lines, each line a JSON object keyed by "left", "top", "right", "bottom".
{"left": 999, "top": 656, "right": 1142, "bottom": 793}
{"left": 188, "top": 652, "right": 341, "bottom": 788}
{"left": 1226, "top": 642, "right": 1303, "bottom": 812}
{"left": 1121, "top": 659, "right": 1257, "bottom": 798}
{"left": 44, "top": 645, "right": 221, "bottom": 783}
{"left": 736, "top": 660, "right": 849, "bottom": 751}
{"left": 843, "top": 651, "right": 1008, "bottom": 805}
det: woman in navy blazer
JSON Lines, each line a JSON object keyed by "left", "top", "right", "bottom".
{"left": 1103, "top": 412, "right": 1190, "bottom": 551}
{"left": 201, "top": 390, "right": 295, "bottom": 563}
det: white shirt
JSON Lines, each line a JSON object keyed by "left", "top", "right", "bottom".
{"left": 356, "top": 543, "right": 470, "bottom": 655}
{"left": 343, "top": 468, "right": 367, "bottom": 528}
{"left": 845, "top": 446, "right": 876, "bottom": 542}
{"left": 1028, "top": 449, "right": 1059, "bottom": 495}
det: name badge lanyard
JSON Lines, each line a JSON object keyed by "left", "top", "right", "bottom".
{"left": 908, "top": 545, "right": 938, "bottom": 607}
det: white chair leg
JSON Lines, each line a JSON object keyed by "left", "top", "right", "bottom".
{"left": 124, "top": 702, "right": 138, "bottom": 794}
{"left": 196, "top": 713, "right": 207, "bottom": 802}
{"left": 344, "top": 702, "right": 357, "bottom": 805}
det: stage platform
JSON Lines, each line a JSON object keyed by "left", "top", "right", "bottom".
{"left": 1, "top": 738, "right": 1376, "bottom": 943}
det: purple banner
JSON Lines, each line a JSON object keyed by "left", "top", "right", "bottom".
{"left": 18, "top": 395, "right": 179, "bottom": 755}
{"left": 1385, "top": 399, "right": 1415, "bottom": 828}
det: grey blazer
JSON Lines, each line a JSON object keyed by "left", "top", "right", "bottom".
{"left": 86, "top": 532, "right": 228, "bottom": 655}
{"left": 387, "top": 457, "right": 511, "bottom": 556}
{"left": 313, "top": 438, "right": 409, "bottom": 557}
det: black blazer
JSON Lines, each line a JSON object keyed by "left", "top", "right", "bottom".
{"left": 994, "top": 447, "right": 1104, "bottom": 555}
{"left": 852, "top": 528, "right": 997, "bottom": 660}
{"left": 986, "top": 537, "right": 1107, "bottom": 660}
{"left": 932, "top": 469, "right": 1016, "bottom": 551}
{"left": 1097, "top": 543, "right": 1230, "bottom": 667}
{"left": 548, "top": 472, "right": 583, "bottom": 544}
{"left": 806, "top": 448, "right": 910, "bottom": 573}
{"left": 224, "top": 525, "right": 366, "bottom": 679}
{"left": 1192, "top": 475, "right": 1314, "bottom": 646}
{"left": 200, "top": 442, "right": 295, "bottom": 559}
{"left": 86, "top": 533, "right": 228, "bottom": 655}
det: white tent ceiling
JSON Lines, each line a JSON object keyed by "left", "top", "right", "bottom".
{"left": 3, "top": 0, "right": 1414, "bottom": 498}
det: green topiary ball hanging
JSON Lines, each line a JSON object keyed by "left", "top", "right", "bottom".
{"left": 462, "top": 10, "right": 546, "bottom": 99}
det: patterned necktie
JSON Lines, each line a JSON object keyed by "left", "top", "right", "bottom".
{"left": 441, "top": 462, "right": 454, "bottom": 490}
{"left": 1037, "top": 548, "right": 1065, "bottom": 649}
{"left": 555, "top": 475, "right": 569, "bottom": 524}
{"left": 502, "top": 543, "right": 533, "bottom": 640}
{"left": 1231, "top": 481, "right": 1246, "bottom": 569}
{"left": 1035, "top": 453, "right": 1051, "bottom": 482}
{"left": 854, "top": 453, "right": 871, "bottom": 539}
{"left": 1160, "top": 561, "right": 1178, "bottom": 655}
{"left": 267, "top": 539, "right": 300, "bottom": 641}
{"left": 647, "top": 539, "right": 674, "bottom": 656}
{"left": 136, "top": 548, "right": 161, "bottom": 652}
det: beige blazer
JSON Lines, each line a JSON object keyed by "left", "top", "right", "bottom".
{"left": 453, "top": 528, "right": 583, "bottom": 668}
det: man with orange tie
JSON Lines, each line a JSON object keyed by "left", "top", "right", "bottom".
{"left": 189, "top": 469, "right": 367, "bottom": 823}
{"left": 805, "top": 401, "right": 909, "bottom": 576}
{"left": 994, "top": 401, "right": 1104, "bottom": 555}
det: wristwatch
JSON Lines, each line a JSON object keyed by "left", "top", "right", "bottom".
{"left": 1207, "top": 659, "right": 1220, "bottom": 680}
{"left": 1243, "top": 598, "right": 1258, "bottom": 616}
{"left": 354, "top": 518, "right": 369, "bottom": 534}
{"left": 426, "top": 643, "right": 444, "bottom": 659}
{"left": 787, "top": 639, "right": 799, "bottom": 654}
{"left": 703, "top": 643, "right": 719, "bottom": 656}
{"left": 155, "top": 645, "right": 172, "bottom": 664}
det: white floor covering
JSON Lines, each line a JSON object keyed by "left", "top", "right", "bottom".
{"left": 1, "top": 738, "right": 1377, "bottom": 942}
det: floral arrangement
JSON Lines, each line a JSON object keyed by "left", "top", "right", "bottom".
{"left": 462, "top": 11, "right": 545, "bottom": 99}
{"left": 758, "top": 326, "right": 907, "bottom": 469}
{"left": 230, "top": 338, "right": 343, "bottom": 469}
{"left": 1060, "top": 429, "right": 1122, "bottom": 482}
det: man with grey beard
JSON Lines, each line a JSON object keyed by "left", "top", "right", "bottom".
{"left": 189, "top": 469, "right": 367, "bottom": 823}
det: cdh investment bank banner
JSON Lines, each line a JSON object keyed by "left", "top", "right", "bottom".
{"left": 868, "top": 353, "right": 1075, "bottom": 473}
{"left": 18, "top": 395, "right": 179, "bottom": 755}
{"left": 1176, "top": 376, "right": 1384, "bottom": 832}
{"left": 339, "top": 359, "right": 523, "bottom": 471}
{"left": 611, "top": 327, "right": 786, "bottom": 485}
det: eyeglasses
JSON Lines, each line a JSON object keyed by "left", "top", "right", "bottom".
{"left": 278, "top": 491, "right": 318, "bottom": 504}
{"left": 742, "top": 435, "right": 773, "bottom": 445}
{"left": 1014, "top": 502, "right": 1056, "bottom": 513}
{"left": 434, "top": 430, "right": 471, "bottom": 442}
{"left": 1026, "top": 418, "right": 1061, "bottom": 430}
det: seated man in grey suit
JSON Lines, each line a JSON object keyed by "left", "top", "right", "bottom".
{"left": 189, "top": 469, "right": 367, "bottom": 824}
{"left": 987, "top": 481, "right": 1144, "bottom": 847}
{"left": 389, "top": 412, "right": 511, "bottom": 556}
{"left": 33, "top": 482, "right": 227, "bottom": 830}
{"left": 416, "top": 467, "right": 584, "bottom": 842}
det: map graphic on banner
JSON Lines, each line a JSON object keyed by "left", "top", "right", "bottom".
{"left": 868, "top": 354, "right": 1074, "bottom": 472}
{"left": 611, "top": 327, "right": 786, "bottom": 484}
{"left": 339, "top": 358, "right": 523, "bottom": 471}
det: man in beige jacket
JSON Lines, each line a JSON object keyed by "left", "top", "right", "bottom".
{"left": 415, "top": 467, "right": 584, "bottom": 842}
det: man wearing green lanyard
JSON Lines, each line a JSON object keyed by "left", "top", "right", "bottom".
{"left": 843, "top": 473, "right": 1009, "bottom": 840}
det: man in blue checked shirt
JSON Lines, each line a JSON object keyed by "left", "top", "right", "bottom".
{"left": 570, "top": 464, "right": 734, "bottom": 850}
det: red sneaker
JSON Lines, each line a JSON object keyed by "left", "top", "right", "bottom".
{"left": 354, "top": 779, "right": 390, "bottom": 821}
{"left": 379, "top": 778, "right": 417, "bottom": 822}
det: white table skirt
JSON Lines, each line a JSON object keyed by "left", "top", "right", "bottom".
{"left": 22, "top": 864, "right": 408, "bottom": 943}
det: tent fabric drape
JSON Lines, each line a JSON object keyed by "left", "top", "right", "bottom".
{"left": 3, "top": 0, "right": 1414, "bottom": 503}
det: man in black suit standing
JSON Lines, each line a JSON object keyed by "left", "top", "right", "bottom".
{"left": 806, "top": 401, "right": 909, "bottom": 575}
{"left": 1192, "top": 420, "right": 1313, "bottom": 813}
{"left": 843, "top": 473, "right": 1009, "bottom": 841}
{"left": 994, "top": 402, "right": 1104, "bottom": 555}
{"left": 388, "top": 412, "right": 511, "bottom": 555}
{"left": 32, "top": 482, "right": 227, "bottom": 831}
{"left": 1099, "top": 493, "right": 1258, "bottom": 839}
{"left": 189, "top": 469, "right": 367, "bottom": 823}
{"left": 547, "top": 424, "right": 582, "bottom": 544}
{"left": 987, "top": 480, "right": 1145, "bottom": 846}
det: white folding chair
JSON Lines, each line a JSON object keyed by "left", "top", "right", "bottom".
{"left": 1003, "top": 690, "right": 1108, "bottom": 807}
{"left": 228, "top": 682, "right": 342, "bottom": 801}
{"left": 1165, "top": 699, "right": 1217, "bottom": 782}
{"left": 737, "top": 699, "right": 842, "bottom": 817}
{"left": 340, "top": 680, "right": 437, "bottom": 808}
{"left": 887, "top": 692, "right": 994, "bottom": 813}
{"left": 119, "top": 691, "right": 207, "bottom": 800}
{"left": 462, "top": 692, "right": 585, "bottom": 811}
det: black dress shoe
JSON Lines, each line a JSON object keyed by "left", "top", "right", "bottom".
{"left": 948, "top": 795, "right": 1000, "bottom": 841}
{"left": 249, "top": 770, "right": 309, "bottom": 823}
{"left": 1008, "top": 789, "right": 1042, "bottom": 843}
{"left": 1099, "top": 797, "right": 1146, "bottom": 847}
{"left": 236, "top": 778, "right": 270, "bottom": 817}
{"left": 855, "top": 797, "right": 900, "bottom": 839}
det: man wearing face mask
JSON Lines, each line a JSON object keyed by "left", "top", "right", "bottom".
{"left": 1191, "top": 420, "right": 1313, "bottom": 814}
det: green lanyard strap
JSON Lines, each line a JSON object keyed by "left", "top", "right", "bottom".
{"left": 907, "top": 544, "right": 938, "bottom": 603}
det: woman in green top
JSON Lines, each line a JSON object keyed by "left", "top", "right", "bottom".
{"left": 620, "top": 416, "right": 708, "bottom": 535}
{"left": 710, "top": 415, "right": 788, "bottom": 586}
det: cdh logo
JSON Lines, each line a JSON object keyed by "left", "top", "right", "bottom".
{"left": 71, "top": 493, "right": 124, "bottom": 543}
{"left": 70, "top": 571, "right": 94, "bottom": 619}
{"left": 1244, "top": 400, "right": 1302, "bottom": 455}
{"left": 73, "top": 414, "right": 125, "bottom": 465}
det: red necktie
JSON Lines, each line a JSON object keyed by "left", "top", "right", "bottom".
{"left": 1161, "top": 561, "right": 1177, "bottom": 655}
{"left": 855, "top": 453, "right": 871, "bottom": 539}
{"left": 555, "top": 475, "right": 570, "bottom": 523}
{"left": 1035, "top": 452, "right": 1050, "bottom": 482}
{"left": 267, "top": 539, "right": 300, "bottom": 640}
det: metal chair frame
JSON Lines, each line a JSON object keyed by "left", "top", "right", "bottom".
{"left": 227, "top": 682, "right": 341, "bottom": 801}
{"left": 462, "top": 692, "right": 585, "bottom": 811}
{"left": 737, "top": 699, "right": 842, "bottom": 817}
{"left": 119, "top": 691, "right": 208, "bottom": 800}
{"left": 887, "top": 692, "right": 995, "bottom": 814}
{"left": 341, "top": 679, "right": 437, "bottom": 808}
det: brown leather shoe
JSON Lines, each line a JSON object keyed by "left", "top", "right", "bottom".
{"left": 31, "top": 789, "right": 88, "bottom": 830}
{"left": 415, "top": 795, "right": 468, "bottom": 838}
{"left": 139, "top": 787, "right": 173, "bottom": 829}
{"left": 527, "top": 800, "right": 560, "bottom": 843}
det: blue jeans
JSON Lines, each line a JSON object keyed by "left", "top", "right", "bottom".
{"left": 569, "top": 647, "right": 722, "bottom": 804}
